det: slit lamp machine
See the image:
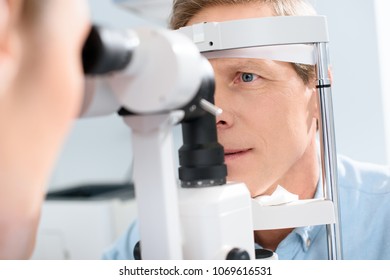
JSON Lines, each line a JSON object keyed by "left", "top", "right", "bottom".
{"left": 81, "top": 15, "right": 342, "bottom": 260}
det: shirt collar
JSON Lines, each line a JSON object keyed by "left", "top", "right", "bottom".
{"left": 257, "top": 179, "right": 324, "bottom": 256}
{"left": 292, "top": 148, "right": 325, "bottom": 252}
{"left": 256, "top": 147, "right": 324, "bottom": 255}
{"left": 287, "top": 179, "right": 324, "bottom": 252}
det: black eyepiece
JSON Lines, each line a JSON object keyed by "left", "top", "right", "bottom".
{"left": 82, "top": 25, "right": 137, "bottom": 75}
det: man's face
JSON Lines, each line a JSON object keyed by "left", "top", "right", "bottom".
{"left": 188, "top": 3, "right": 318, "bottom": 197}
{"left": 210, "top": 57, "right": 317, "bottom": 196}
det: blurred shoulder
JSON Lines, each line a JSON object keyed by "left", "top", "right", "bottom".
{"left": 337, "top": 154, "right": 390, "bottom": 193}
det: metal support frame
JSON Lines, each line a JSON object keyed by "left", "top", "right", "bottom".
{"left": 316, "top": 42, "right": 343, "bottom": 260}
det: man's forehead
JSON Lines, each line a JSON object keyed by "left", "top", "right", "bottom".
{"left": 187, "top": 3, "right": 274, "bottom": 26}
{"left": 209, "top": 57, "right": 282, "bottom": 70}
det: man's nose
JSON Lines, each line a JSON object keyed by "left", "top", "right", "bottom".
{"left": 214, "top": 83, "right": 235, "bottom": 129}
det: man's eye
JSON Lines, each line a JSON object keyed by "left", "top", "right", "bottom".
{"left": 240, "top": 72, "right": 258, "bottom": 82}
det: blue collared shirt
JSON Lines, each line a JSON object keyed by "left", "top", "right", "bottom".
{"left": 102, "top": 155, "right": 390, "bottom": 260}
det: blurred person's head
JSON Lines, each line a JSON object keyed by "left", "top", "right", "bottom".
{"left": 0, "top": 0, "right": 90, "bottom": 258}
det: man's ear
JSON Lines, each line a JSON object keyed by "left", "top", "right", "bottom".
{"left": 328, "top": 66, "right": 333, "bottom": 85}
{"left": 313, "top": 66, "right": 333, "bottom": 130}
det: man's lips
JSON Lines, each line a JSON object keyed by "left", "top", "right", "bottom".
{"left": 224, "top": 149, "right": 252, "bottom": 161}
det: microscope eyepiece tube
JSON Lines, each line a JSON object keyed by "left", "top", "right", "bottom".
{"left": 82, "top": 25, "right": 138, "bottom": 75}
{"left": 179, "top": 59, "right": 227, "bottom": 188}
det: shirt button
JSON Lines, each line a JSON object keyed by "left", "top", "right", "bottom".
{"left": 306, "top": 238, "right": 311, "bottom": 248}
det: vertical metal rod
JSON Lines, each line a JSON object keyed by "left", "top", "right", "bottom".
{"left": 315, "top": 42, "right": 343, "bottom": 260}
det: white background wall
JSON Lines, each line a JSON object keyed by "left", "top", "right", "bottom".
{"left": 48, "top": 0, "right": 389, "bottom": 191}
{"left": 309, "top": 0, "right": 388, "bottom": 165}
{"left": 374, "top": 0, "right": 390, "bottom": 165}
